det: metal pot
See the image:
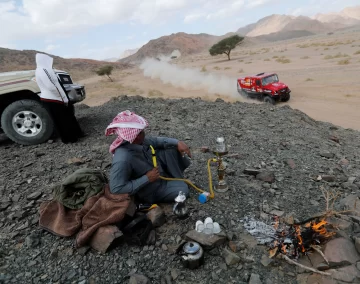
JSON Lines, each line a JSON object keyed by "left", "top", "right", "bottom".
{"left": 180, "top": 241, "right": 204, "bottom": 269}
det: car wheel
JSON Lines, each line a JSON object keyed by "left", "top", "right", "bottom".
{"left": 282, "top": 93, "right": 290, "bottom": 102}
{"left": 264, "top": 96, "right": 276, "bottom": 105}
{"left": 1, "top": 99, "right": 54, "bottom": 145}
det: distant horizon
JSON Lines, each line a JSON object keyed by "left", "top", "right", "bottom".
{"left": 0, "top": 0, "right": 359, "bottom": 60}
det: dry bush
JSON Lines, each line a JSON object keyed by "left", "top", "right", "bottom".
{"left": 201, "top": 66, "right": 207, "bottom": 72}
{"left": 264, "top": 58, "right": 271, "bottom": 61}
{"left": 324, "top": 48, "right": 329, "bottom": 50}
{"left": 224, "top": 67, "right": 231, "bottom": 70}
{"left": 238, "top": 69, "right": 244, "bottom": 73}
{"left": 273, "top": 55, "right": 279, "bottom": 58}
{"left": 305, "top": 78, "right": 314, "bottom": 81}
{"left": 354, "top": 50, "right": 360, "bottom": 55}
{"left": 262, "top": 48, "right": 270, "bottom": 53}
{"left": 324, "top": 53, "right": 349, "bottom": 60}
{"left": 298, "top": 40, "right": 355, "bottom": 49}
{"left": 276, "top": 57, "right": 291, "bottom": 64}
{"left": 338, "top": 59, "right": 350, "bottom": 65}
{"left": 213, "top": 66, "right": 221, "bottom": 70}
{"left": 148, "top": 89, "right": 164, "bottom": 97}
{"left": 301, "top": 56, "right": 310, "bottom": 59}
{"left": 238, "top": 59, "right": 244, "bottom": 62}
{"left": 245, "top": 62, "right": 252, "bottom": 64}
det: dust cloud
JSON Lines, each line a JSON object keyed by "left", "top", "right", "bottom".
{"left": 139, "top": 58, "right": 244, "bottom": 101}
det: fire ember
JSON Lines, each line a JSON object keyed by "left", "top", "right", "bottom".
{"left": 268, "top": 216, "right": 336, "bottom": 260}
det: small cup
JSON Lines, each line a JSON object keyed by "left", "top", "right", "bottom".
{"left": 203, "top": 227, "right": 213, "bottom": 234}
{"left": 196, "top": 221, "right": 205, "bottom": 232}
{"left": 213, "top": 222, "right": 221, "bottom": 234}
{"left": 204, "top": 217, "right": 213, "bottom": 226}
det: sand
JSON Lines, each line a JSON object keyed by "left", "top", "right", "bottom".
{"left": 80, "top": 29, "right": 360, "bottom": 131}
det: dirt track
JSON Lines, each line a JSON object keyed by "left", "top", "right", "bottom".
{"left": 80, "top": 29, "right": 360, "bottom": 131}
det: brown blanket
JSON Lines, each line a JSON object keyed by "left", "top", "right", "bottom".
{"left": 39, "top": 184, "right": 131, "bottom": 248}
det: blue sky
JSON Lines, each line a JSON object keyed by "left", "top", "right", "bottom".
{"left": 0, "top": 0, "right": 359, "bottom": 60}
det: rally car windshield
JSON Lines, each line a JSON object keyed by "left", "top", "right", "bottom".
{"left": 261, "top": 74, "right": 279, "bottom": 86}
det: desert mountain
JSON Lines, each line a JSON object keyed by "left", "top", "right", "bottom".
{"left": 313, "top": 6, "right": 360, "bottom": 26}
{"left": 237, "top": 6, "right": 360, "bottom": 37}
{"left": 0, "top": 47, "right": 130, "bottom": 75}
{"left": 119, "top": 32, "right": 221, "bottom": 64}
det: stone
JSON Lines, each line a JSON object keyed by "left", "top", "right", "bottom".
{"left": 147, "top": 207, "right": 165, "bottom": 228}
{"left": 269, "top": 210, "right": 285, "bottom": 217}
{"left": 260, "top": 254, "right": 273, "bottom": 267}
{"left": 321, "top": 175, "right": 336, "bottom": 182}
{"left": 329, "top": 136, "right": 340, "bottom": 143}
{"left": 89, "top": 225, "right": 123, "bottom": 254}
{"left": 185, "top": 230, "right": 227, "bottom": 248}
{"left": 170, "top": 269, "right": 179, "bottom": 280}
{"left": 243, "top": 169, "right": 261, "bottom": 176}
{"left": 229, "top": 241, "right": 247, "bottom": 252}
{"left": 320, "top": 152, "right": 335, "bottom": 159}
{"left": 354, "top": 237, "right": 360, "bottom": 255}
{"left": 77, "top": 246, "right": 90, "bottom": 256}
{"left": 339, "top": 158, "right": 350, "bottom": 166}
{"left": 256, "top": 172, "right": 275, "bottom": 183}
{"left": 248, "top": 273, "right": 262, "bottom": 284}
{"left": 337, "top": 194, "right": 359, "bottom": 211}
{"left": 286, "top": 159, "right": 296, "bottom": 169}
{"left": 126, "top": 259, "right": 136, "bottom": 267}
{"left": 25, "top": 231, "right": 41, "bottom": 248}
{"left": 67, "top": 157, "right": 85, "bottom": 165}
{"left": 26, "top": 191, "right": 42, "bottom": 200}
{"left": 161, "top": 244, "right": 168, "bottom": 251}
{"left": 324, "top": 237, "right": 360, "bottom": 267}
{"left": 129, "top": 274, "right": 151, "bottom": 284}
{"left": 222, "top": 248, "right": 241, "bottom": 266}
{"left": 200, "top": 147, "right": 210, "bottom": 153}
{"left": 330, "top": 265, "right": 360, "bottom": 283}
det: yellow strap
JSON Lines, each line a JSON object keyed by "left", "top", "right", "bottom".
{"left": 148, "top": 145, "right": 216, "bottom": 199}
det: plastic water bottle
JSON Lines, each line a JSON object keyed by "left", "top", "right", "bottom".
{"left": 198, "top": 192, "right": 210, "bottom": 204}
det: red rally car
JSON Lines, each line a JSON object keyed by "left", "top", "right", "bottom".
{"left": 237, "top": 72, "right": 291, "bottom": 104}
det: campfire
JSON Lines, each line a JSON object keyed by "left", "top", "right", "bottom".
{"left": 268, "top": 216, "right": 336, "bottom": 260}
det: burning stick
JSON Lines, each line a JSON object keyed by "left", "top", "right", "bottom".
{"left": 281, "top": 255, "right": 331, "bottom": 276}
{"left": 310, "top": 245, "right": 329, "bottom": 265}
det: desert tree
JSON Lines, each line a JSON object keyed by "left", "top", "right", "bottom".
{"left": 95, "top": 65, "right": 114, "bottom": 81}
{"left": 209, "top": 35, "right": 244, "bottom": 60}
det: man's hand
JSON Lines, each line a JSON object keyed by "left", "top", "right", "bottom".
{"left": 146, "top": 167, "right": 160, "bottom": 182}
{"left": 178, "top": 141, "right": 192, "bottom": 158}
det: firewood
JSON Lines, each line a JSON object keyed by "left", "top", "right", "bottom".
{"left": 281, "top": 255, "right": 331, "bottom": 276}
{"left": 310, "top": 245, "right": 329, "bottom": 265}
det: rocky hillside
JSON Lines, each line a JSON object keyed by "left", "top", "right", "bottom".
{"left": 237, "top": 6, "right": 360, "bottom": 38}
{"left": 0, "top": 48, "right": 131, "bottom": 76}
{"left": 119, "top": 32, "right": 220, "bottom": 64}
{"left": 1, "top": 95, "right": 360, "bottom": 283}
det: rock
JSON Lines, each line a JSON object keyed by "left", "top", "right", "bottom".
{"left": 185, "top": 230, "right": 227, "bottom": 248}
{"left": 286, "top": 159, "right": 296, "bottom": 169}
{"left": 354, "top": 237, "right": 360, "bottom": 254}
{"left": 67, "top": 157, "right": 85, "bottom": 165}
{"left": 161, "top": 244, "right": 168, "bottom": 251}
{"left": 256, "top": 172, "right": 275, "bottom": 183}
{"left": 126, "top": 259, "right": 136, "bottom": 267}
{"left": 77, "top": 246, "right": 90, "bottom": 256}
{"left": 260, "top": 254, "right": 273, "bottom": 267}
{"left": 243, "top": 169, "right": 261, "bottom": 176}
{"left": 337, "top": 194, "right": 359, "bottom": 211}
{"left": 320, "top": 152, "right": 335, "bottom": 159}
{"left": 170, "top": 269, "right": 179, "bottom": 280}
{"left": 330, "top": 264, "right": 360, "bottom": 283}
{"left": 26, "top": 191, "right": 42, "bottom": 200}
{"left": 324, "top": 237, "right": 360, "bottom": 266}
{"left": 200, "top": 147, "right": 210, "bottom": 153}
{"left": 0, "top": 202, "right": 11, "bottom": 212}
{"left": 25, "top": 231, "right": 41, "bottom": 248}
{"left": 329, "top": 136, "right": 340, "bottom": 143}
{"left": 248, "top": 273, "right": 262, "bottom": 284}
{"left": 269, "top": 210, "right": 285, "bottom": 217}
{"left": 147, "top": 206, "right": 165, "bottom": 228}
{"left": 129, "top": 274, "right": 151, "bottom": 284}
{"left": 222, "top": 248, "right": 241, "bottom": 266}
{"left": 321, "top": 175, "right": 336, "bottom": 182}
{"left": 229, "top": 241, "right": 246, "bottom": 252}
{"left": 89, "top": 225, "right": 123, "bottom": 254}
{"left": 339, "top": 158, "right": 350, "bottom": 166}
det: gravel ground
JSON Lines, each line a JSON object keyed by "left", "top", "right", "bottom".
{"left": 1, "top": 95, "right": 360, "bottom": 284}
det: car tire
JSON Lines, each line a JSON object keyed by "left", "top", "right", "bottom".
{"left": 1, "top": 99, "right": 54, "bottom": 145}
{"left": 264, "top": 96, "right": 276, "bottom": 105}
{"left": 282, "top": 93, "right": 290, "bottom": 102}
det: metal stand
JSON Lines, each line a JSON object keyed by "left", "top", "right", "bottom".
{"left": 213, "top": 151, "right": 229, "bottom": 193}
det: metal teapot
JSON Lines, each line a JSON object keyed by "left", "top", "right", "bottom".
{"left": 180, "top": 241, "right": 204, "bottom": 269}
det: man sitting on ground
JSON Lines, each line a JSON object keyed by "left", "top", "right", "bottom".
{"left": 106, "top": 110, "right": 192, "bottom": 204}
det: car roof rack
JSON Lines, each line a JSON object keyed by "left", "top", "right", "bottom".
{"left": 255, "top": 72, "right": 265, "bottom": 76}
